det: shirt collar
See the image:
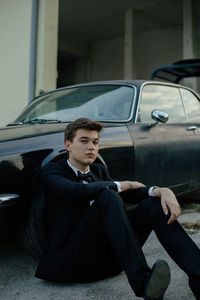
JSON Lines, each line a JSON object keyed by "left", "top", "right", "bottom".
{"left": 67, "top": 159, "right": 90, "bottom": 176}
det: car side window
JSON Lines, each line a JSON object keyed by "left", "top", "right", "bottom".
{"left": 180, "top": 88, "right": 200, "bottom": 123}
{"left": 139, "top": 84, "right": 186, "bottom": 123}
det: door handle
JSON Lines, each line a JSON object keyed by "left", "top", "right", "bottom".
{"left": 187, "top": 126, "right": 197, "bottom": 131}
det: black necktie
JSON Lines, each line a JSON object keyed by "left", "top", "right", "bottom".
{"left": 77, "top": 171, "right": 93, "bottom": 183}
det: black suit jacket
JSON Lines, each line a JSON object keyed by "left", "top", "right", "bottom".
{"left": 35, "top": 155, "right": 150, "bottom": 281}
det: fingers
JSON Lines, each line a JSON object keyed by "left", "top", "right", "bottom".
{"left": 161, "top": 201, "right": 168, "bottom": 215}
{"left": 120, "top": 181, "right": 143, "bottom": 192}
{"left": 119, "top": 181, "right": 146, "bottom": 192}
{"left": 167, "top": 212, "right": 178, "bottom": 224}
{"left": 161, "top": 201, "right": 181, "bottom": 224}
{"left": 167, "top": 203, "right": 181, "bottom": 224}
{"left": 159, "top": 187, "right": 181, "bottom": 224}
{"left": 161, "top": 200, "right": 180, "bottom": 224}
{"left": 131, "top": 181, "right": 146, "bottom": 189}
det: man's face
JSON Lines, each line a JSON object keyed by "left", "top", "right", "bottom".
{"left": 65, "top": 129, "right": 100, "bottom": 171}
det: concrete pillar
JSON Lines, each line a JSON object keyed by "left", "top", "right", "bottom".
{"left": 0, "top": 0, "right": 32, "bottom": 126}
{"left": 182, "top": 0, "right": 197, "bottom": 89}
{"left": 86, "top": 45, "right": 93, "bottom": 82}
{"left": 124, "top": 9, "right": 137, "bottom": 80}
{"left": 35, "top": 0, "right": 59, "bottom": 95}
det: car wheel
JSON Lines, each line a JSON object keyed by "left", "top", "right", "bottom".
{"left": 18, "top": 187, "right": 46, "bottom": 258}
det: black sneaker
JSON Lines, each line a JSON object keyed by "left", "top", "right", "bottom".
{"left": 189, "top": 276, "right": 200, "bottom": 299}
{"left": 144, "top": 260, "right": 171, "bottom": 300}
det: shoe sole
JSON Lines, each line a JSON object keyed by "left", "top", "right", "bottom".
{"left": 144, "top": 260, "right": 171, "bottom": 300}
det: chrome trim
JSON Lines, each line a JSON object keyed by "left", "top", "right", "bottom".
{"left": 0, "top": 194, "right": 20, "bottom": 207}
{"left": 178, "top": 87, "right": 189, "bottom": 122}
{"left": 187, "top": 126, "right": 198, "bottom": 131}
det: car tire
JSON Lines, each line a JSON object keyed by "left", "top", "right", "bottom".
{"left": 18, "top": 187, "right": 46, "bottom": 258}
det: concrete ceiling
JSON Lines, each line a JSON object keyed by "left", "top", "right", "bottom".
{"left": 58, "top": 0, "right": 188, "bottom": 42}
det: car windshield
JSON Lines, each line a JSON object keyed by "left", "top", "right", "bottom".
{"left": 15, "top": 85, "right": 135, "bottom": 123}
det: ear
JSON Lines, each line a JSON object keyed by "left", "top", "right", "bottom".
{"left": 65, "top": 140, "right": 71, "bottom": 152}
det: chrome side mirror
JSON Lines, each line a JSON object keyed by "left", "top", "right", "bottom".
{"left": 152, "top": 109, "right": 169, "bottom": 123}
{"left": 148, "top": 109, "right": 169, "bottom": 128}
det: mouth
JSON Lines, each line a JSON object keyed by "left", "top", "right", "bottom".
{"left": 86, "top": 153, "right": 95, "bottom": 158}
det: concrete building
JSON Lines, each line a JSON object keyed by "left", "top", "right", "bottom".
{"left": 0, "top": 0, "right": 199, "bottom": 126}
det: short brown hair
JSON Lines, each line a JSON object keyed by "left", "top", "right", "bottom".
{"left": 64, "top": 118, "right": 103, "bottom": 142}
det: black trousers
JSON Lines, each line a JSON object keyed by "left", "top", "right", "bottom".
{"left": 62, "top": 189, "right": 200, "bottom": 297}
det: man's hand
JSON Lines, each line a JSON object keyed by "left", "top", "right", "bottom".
{"left": 153, "top": 187, "right": 181, "bottom": 224}
{"left": 120, "top": 181, "right": 146, "bottom": 192}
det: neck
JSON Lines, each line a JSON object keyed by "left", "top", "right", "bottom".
{"left": 68, "top": 158, "right": 89, "bottom": 173}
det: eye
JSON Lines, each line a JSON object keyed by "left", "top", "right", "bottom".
{"left": 93, "top": 141, "right": 99, "bottom": 145}
{"left": 80, "top": 139, "right": 88, "bottom": 144}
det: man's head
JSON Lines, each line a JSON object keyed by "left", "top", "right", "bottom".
{"left": 64, "top": 118, "right": 103, "bottom": 171}
{"left": 64, "top": 118, "right": 103, "bottom": 142}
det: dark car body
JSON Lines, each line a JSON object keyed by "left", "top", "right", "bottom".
{"left": 1, "top": 80, "right": 200, "bottom": 256}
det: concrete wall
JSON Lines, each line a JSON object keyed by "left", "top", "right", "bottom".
{"left": 0, "top": 0, "right": 32, "bottom": 127}
{"left": 57, "top": 38, "right": 124, "bottom": 85}
{"left": 88, "top": 38, "right": 124, "bottom": 82}
{"left": 136, "top": 26, "right": 183, "bottom": 79}
{"left": 88, "top": 26, "right": 183, "bottom": 83}
{"left": 85, "top": 25, "right": 200, "bottom": 92}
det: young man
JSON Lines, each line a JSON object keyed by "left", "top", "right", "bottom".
{"left": 35, "top": 118, "right": 200, "bottom": 300}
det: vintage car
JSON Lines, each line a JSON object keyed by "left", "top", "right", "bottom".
{"left": 0, "top": 80, "right": 200, "bottom": 257}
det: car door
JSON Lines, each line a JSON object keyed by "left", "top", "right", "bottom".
{"left": 179, "top": 87, "right": 200, "bottom": 186}
{"left": 127, "top": 83, "right": 200, "bottom": 196}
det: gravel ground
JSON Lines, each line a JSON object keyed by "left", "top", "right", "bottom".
{"left": 0, "top": 203, "right": 199, "bottom": 300}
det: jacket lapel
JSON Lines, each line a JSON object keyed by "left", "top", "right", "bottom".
{"left": 60, "top": 156, "right": 79, "bottom": 182}
{"left": 90, "top": 171, "right": 100, "bottom": 182}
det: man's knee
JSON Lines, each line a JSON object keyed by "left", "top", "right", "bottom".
{"left": 96, "top": 188, "right": 124, "bottom": 210}
{"left": 141, "top": 197, "right": 162, "bottom": 216}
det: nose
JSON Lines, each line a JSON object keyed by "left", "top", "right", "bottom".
{"left": 88, "top": 141, "right": 95, "bottom": 149}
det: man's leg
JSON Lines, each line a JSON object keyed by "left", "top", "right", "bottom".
{"left": 63, "top": 189, "right": 155, "bottom": 297}
{"left": 127, "top": 197, "right": 200, "bottom": 298}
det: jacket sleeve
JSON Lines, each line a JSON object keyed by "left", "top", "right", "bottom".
{"left": 40, "top": 163, "right": 118, "bottom": 204}
{"left": 120, "top": 186, "right": 152, "bottom": 203}
{"left": 93, "top": 164, "right": 151, "bottom": 203}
